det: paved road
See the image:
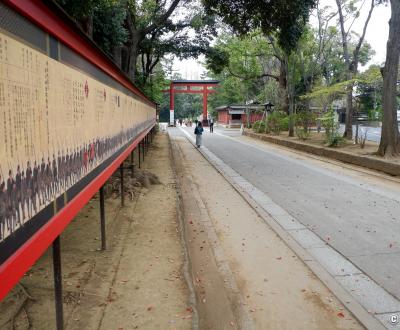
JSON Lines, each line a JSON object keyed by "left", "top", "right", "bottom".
{"left": 339, "top": 124, "right": 383, "bottom": 142}
{"left": 184, "top": 126, "right": 400, "bottom": 305}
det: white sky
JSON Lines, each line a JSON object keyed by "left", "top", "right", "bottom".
{"left": 172, "top": 0, "right": 391, "bottom": 78}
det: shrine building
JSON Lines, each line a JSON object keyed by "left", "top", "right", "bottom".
{"left": 216, "top": 104, "right": 264, "bottom": 128}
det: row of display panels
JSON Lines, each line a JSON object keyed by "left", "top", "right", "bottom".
{"left": 0, "top": 2, "right": 156, "bottom": 300}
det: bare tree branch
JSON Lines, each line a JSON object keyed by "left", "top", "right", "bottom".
{"left": 345, "top": 0, "right": 367, "bottom": 37}
{"left": 227, "top": 65, "right": 279, "bottom": 81}
{"left": 351, "top": 0, "right": 375, "bottom": 70}
{"left": 142, "top": 0, "right": 183, "bottom": 35}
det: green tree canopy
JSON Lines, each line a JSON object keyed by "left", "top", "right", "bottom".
{"left": 203, "top": 0, "right": 317, "bottom": 53}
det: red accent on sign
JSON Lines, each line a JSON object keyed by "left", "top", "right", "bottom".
{"left": 0, "top": 124, "right": 155, "bottom": 301}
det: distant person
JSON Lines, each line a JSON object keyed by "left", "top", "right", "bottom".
{"left": 189, "top": 120, "right": 192, "bottom": 127}
{"left": 194, "top": 122, "right": 204, "bottom": 148}
{"left": 209, "top": 118, "right": 214, "bottom": 133}
{"left": 179, "top": 118, "right": 183, "bottom": 126}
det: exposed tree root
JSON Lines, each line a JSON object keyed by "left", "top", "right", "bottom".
{"left": 103, "top": 168, "right": 161, "bottom": 200}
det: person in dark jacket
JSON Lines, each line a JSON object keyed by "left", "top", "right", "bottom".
{"left": 194, "top": 122, "right": 204, "bottom": 148}
{"left": 209, "top": 117, "right": 214, "bottom": 133}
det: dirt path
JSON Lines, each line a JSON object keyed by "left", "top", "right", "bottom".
{"left": 169, "top": 129, "right": 363, "bottom": 330}
{"left": 0, "top": 132, "right": 193, "bottom": 330}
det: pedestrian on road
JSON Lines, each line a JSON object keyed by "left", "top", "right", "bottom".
{"left": 194, "top": 122, "right": 204, "bottom": 148}
{"left": 209, "top": 117, "right": 214, "bottom": 133}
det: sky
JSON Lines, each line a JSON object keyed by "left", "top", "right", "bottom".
{"left": 172, "top": 0, "right": 391, "bottom": 79}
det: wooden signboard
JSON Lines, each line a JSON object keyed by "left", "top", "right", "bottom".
{"left": 0, "top": 1, "right": 156, "bottom": 300}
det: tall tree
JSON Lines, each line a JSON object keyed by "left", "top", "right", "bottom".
{"left": 204, "top": 0, "right": 316, "bottom": 136}
{"left": 335, "top": 0, "right": 375, "bottom": 139}
{"left": 377, "top": 0, "right": 400, "bottom": 157}
{"left": 205, "top": 32, "right": 281, "bottom": 109}
{"left": 57, "top": 0, "right": 96, "bottom": 36}
{"left": 203, "top": 0, "right": 317, "bottom": 54}
{"left": 57, "top": 0, "right": 215, "bottom": 85}
{"left": 122, "top": 0, "right": 215, "bottom": 82}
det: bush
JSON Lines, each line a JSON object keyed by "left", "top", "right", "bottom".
{"left": 296, "top": 127, "right": 311, "bottom": 140}
{"left": 267, "top": 112, "right": 288, "bottom": 135}
{"left": 293, "top": 111, "right": 316, "bottom": 140}
{"left": 319, "top": 108, "right": 344, "bottom": 147}
{"left": 253, "top": 120, "right": 261, "bottom": 131}
{"left": 253, "top": 120, "right": 266, "bottom": 133}
{"left": 280, "top": 116, "right": 289, "bottom": 131}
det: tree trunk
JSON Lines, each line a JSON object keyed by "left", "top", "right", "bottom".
{"left": 79, "top": 14, "right": 93, "bottom": 38}
{"left": 113, "top": 46, "right": 122, "bottom": 69}
{"left": 336, "top": 0, "right": 375, "bottom": 140}
{"left": 128, "top": 46, "right": 138, "bottom": 81}
{"left": 125, "top": 34, "right": 140, "bottom": 81}
{"left": 343, "top": 79, "right": 354, "bottom": 139}
{"left": 377, "top": 0, "right": 400, "bottom": 157}
{"left": 287, "top": 55, "right": 295, "bottom": 137}
{"left": 278, "top": 58, "right": 289, "bottom": 114}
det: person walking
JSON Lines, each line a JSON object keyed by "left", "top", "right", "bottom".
{"left": 194, "top": 122, "right": 204, "bottom": 148}
{"left": 209, "top": 117, "right": 214, "bottom": 133}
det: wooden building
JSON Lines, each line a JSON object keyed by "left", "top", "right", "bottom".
{"left": 216, "top": 104, "right": 264, "bottom": 128}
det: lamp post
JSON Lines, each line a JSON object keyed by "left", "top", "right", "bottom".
{"left": 263, "top": 101, "right": 274, "bottom": 112}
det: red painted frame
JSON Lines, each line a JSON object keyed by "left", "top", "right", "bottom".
{"left": 0, "top": 1, "right": 157, "bottom": 300}
{"left": 0, "top": 123, "right": 154, "bottom": 300}
{"left": 3, "top": 0, "right": 156, "bottom": 107}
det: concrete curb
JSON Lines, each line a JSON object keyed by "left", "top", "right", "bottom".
{"left": 243, "top": 131, "right": 400, "bottom": 177}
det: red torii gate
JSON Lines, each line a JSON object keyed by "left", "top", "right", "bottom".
{"left": 163, "top": 80, "right": 219, "bottom": 126}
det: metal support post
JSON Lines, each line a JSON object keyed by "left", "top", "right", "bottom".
{"left": 130, "top": 150, "right": 134, "bottom": 178}
{"left": 142, "top": 139, "right": 145, "bottom": 161}
{"left": 99, "top": 186, "right": 106, "bottom": 250}
{"left": 120, "top": 163, "right": 124, "bottom": 207}
{"left": 138, "top": 145, "right": 141, "bottom": 168}
{"left": 52, "top": 236, "right": 64, "bottom": 330}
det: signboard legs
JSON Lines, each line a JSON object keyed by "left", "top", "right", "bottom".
{"left": 131, "top": 151, "right": 135, "bottom": 178}
{"left": 120, "top": 164, "right": 125, "bottom": 207}
{"left": 52, "top": 236, "right": 64, "bottom": 330}
{"left": 138, "top": 145, "right": 141, "bottom": 168}
{"left": 142, "top": 140, "right": 145, "bottom": 161}
{"left": 99, "top": 186, "right": 106, "bottom": 250}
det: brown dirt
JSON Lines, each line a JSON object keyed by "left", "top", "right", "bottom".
{"left": 0, "top": 132, "right": 192, "bottom": 330}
